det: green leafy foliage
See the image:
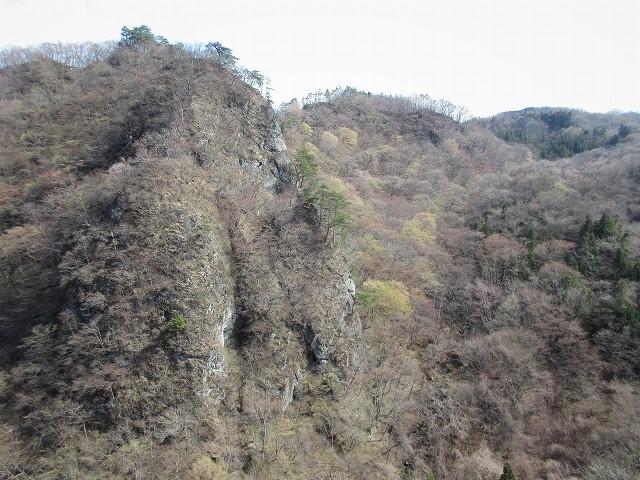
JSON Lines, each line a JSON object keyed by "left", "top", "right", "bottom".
{"left": 336, "top": 126, "right": 358, "bottom": 147}
{"left": 540, "top": 110, "right": 573, "bottom": 131}
{"left": 607, "top": 123, "right": 633, "bottom": 146}
{"left": 570, "top": 213, "right": 639, "bottom": 281}
{"left": 401, "top": 212, "right": 437, "bottom": 245}
{"left": 307, "top": 183, "right": 352, "bottom": 241}
{"left": 2, "top": 30, "right": 640, "bottom": 480}
{"left": 488, "top": 108, "right": 633, "bottom": 158}
{"left": 167, "top": 314, "right": 186, "bottom": 332}
{"left": 205, "top": 42, "right": 237, "bottom": 66}
{"left": 358, "top": 280, "right": 412, "bottom": 319}
{"left": 595, "top": 213, "right": 622, "bottom": 240}
{"left": 293, "top": 145, "right": 352, "bottom": 241}
{"left": 499, "top": 462, "right": 518, "bottom": 480}
{"left": 300, "top": 122, "right": 313, "bottom": 135}
{"left": 119, "top": 25, "right": 156, "bottom": 47}
{"left": 293, "top": 144, "right": 318, "bottom": 188}
{"left": 615, "top": 298, "right": 639, "bottom": 326}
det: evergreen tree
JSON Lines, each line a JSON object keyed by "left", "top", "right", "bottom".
{"left": 618, "top": 123, "right": 632, "bottom": 138}
{"left": 540, "top": 110, "right": 572, "bottom": 131}
{"left": 293, "top": 146, "right": 351, "bottom": 241}
{"left": 478, "top": 212, "right": 494, "bottom": 237}
{"left": 499, "top": 462, "right": 517, "bottom": 480}
{"left": 594, "top": 212, "right": 620, "bottom": 240}
{"left": 615, "top": 232, "right": 632, "bottom": 277}
{"left": 293, "top": 145, "right": 318, "bottom": 188}
{"left": 573, "top": 215, "right": 600, "bottom": 275}
{"left": 205, "top": 42, "right": 237, "bottom": 66}
{"left": 312, "top": 183, "right": 352, "bottom": 241}
{"left": 119, "top": 25, "right": 156, "bottom": 47}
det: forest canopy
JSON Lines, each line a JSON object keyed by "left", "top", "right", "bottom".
{"left": 0, "top": 27, "right": 639, "bottom": 480}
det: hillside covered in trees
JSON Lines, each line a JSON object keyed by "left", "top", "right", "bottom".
{"left": 0, "top": 28, "right": 639, "bottom": 479}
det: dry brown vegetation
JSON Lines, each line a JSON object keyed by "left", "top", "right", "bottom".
{"left": 280, "top": 89, "right": 640, "bottom": 479}
{"left": 0, "top": 33, "right": 639, "bottom": 479}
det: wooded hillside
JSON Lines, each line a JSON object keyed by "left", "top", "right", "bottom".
{"left": 0, "top": 31, "right": 638, "bottom": 479}
{"left": 281, "top": 88, "right": 640, "bottom": 479}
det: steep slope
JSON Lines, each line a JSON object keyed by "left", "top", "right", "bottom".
{"left": 0, "top": 42, "right": 361, "bottom": 478}
{"left": 475, "top": 107, "right": 640, "bottom": 159}
{"left": 282, "top": 90, "right": 640, "bottom": 479}
{"left": 1, "top": 38, "right": 639, "bottom": 480}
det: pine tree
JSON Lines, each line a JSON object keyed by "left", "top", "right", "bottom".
{"left": 574, "top": 215, "right": 600, "bottom": 275}
{"left": 594, "top": 212, "right": 619, "bottom": 240}
{"left": 293, "top": 145, "right": 318, "bottom": 189}
{"left": 205, "top": 42, "right": 237, "bottom": 66}
{"left": 499, "top": 462, "right": 517, "bottom": 480}
{"left": 119, "top": 25, "right": 156, "bottom": 47}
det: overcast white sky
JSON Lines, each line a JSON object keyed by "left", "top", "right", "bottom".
{"left": 1, "top": 0, "right": 638, "bottom": 117}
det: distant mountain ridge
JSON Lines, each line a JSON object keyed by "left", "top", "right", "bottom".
{"left": 0, "top": 30, "right": 639, "bottom": 479}
{"left": 475, "top": 107, "right": 640, "bottom": 159}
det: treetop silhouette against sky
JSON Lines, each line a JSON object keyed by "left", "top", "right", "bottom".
{"left": 1, "top": 0, "right": 638, "bottom": 117}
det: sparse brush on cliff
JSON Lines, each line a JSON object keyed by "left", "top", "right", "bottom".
{"left": 1, "top": 26, "right": 640, "bottom": 480}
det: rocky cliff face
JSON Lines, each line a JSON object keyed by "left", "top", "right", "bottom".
{"left": 4, "top": 40, "right": 640, "bottom": 480}
{"left": 0, "top": 44, "right": 362, "bottom": 476}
